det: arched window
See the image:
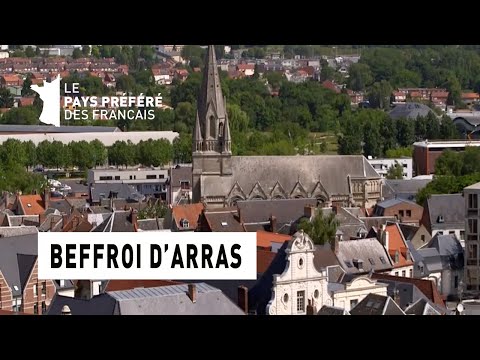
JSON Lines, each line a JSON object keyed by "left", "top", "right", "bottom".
{"left": 230, "top": 196, "right": 244, "bottom": 207}
{"left": 219, "top": 122, "right": 224, "bottom": 138}
{"left": 209, "top": 115, "right": 216, "bottom": 138}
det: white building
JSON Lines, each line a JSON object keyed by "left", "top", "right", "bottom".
{"left": 0, "top": 51, "right": 9, "bottom": 59}
{"left": 367, "top": 157, "right": 413, "bottom": 179}
{"left": 0, "top": 45, "right": 8, "bottom": 51}
{"left": 329, "top": 276, "right": 388, "bottom": 311}
{"left": 464, "top": 182, "right": 480, "bottom": 292}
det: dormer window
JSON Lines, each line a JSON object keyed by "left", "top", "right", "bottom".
{"left": 395, "top": 250, "right": 399, "bottom": 263}
{"left": 180, "top": 218, "right": 189, "bottom": 229}
{"left": 437, "top": 215, "right": 444, "bottom": 223}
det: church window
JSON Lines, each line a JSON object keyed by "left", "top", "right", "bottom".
{"left": 298, "top": 258, "right": 304, "bottom": 268}
{"left": 210, "top": 115, "right": 216, "bottom": 138}
{"left": 219, "top": 122, "right": 224, "bottom": 138}
{"left": 314, "top": 289, "right": 319, "bottom": 299}
{"left": 297, "top": 291, "right": 305, "bottom": 313}
{"left": 283, "top": 293, "right": 289, "bottom": 303}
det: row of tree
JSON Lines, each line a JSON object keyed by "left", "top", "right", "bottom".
{"left": 0, "top": 137, "right": 191, "bottom": 171}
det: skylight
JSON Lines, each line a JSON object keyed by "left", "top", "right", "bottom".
{"left": 27, "top": 203, "right": 32, "bottom": 207}
{"left": 13, "top": 285, "right": 19, "bottom": 291}
{"left": 221, "top": 222, "right": 228, "bottom": 227}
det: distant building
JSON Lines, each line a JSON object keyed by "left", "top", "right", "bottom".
{"left": 373, "top": 198, "right": 423, "bottom": 225}
{"left": 463, "top": 182, "right": 480, "bottom": 293}
{"left": 413, "top": 140, "right": 480, "bottom": 176}
{"left": 389, "top": 102, "right": 435, "bottom": 120}
{"left": 87, "top": 168, "right": 169, "bottom": 200}
{"left": 367, "top": 157, "right": 413, "bottom": 179}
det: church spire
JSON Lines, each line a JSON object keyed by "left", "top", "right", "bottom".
{"left": 197, "top": 45, "right": 226, "bottom": 143}
{"left": 223, "top": 96, "right": 231, "bottom": 154}
{"left": 193, "top": 111, "right": 203, "bottom": 152}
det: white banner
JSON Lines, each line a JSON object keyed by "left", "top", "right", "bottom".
{"left": 38, "top": 232, "right": 257, "bottom": 280}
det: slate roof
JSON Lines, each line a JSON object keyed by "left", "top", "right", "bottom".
{"left": 137, "top": 218, "right": 163, "bottom": 231}
{"left": 350, "top": 293, "right": 405, "bottom": 315}
{"left": 104, "top": 280, "right": 181, "bottom": 292}
{"left": 204, "top": 209, "right": 245, "bottom": 232}
{"left": 416, "top": 234, "right": 464, "bottom": 273}
{"left": 426, "top": 194, "right": 465, "bottom": 231}
{"left": 90, "top": 183, "right": 144, "bottom": 203}
{"left": 47, "top": 294, "right": 117, "bottom": 315}
{"left": 0, "top": 124, "right": 120, "bottom": 133}
{"left": 238, "top": 198, "right": 317, "bottom": 224}
{"left": 48, "top": 199, "right": 72, "bottom": 214}
{"left": 317, "top": 305, "right": 349, "bottom": 315}
{"left": 383, "top": 179, "right": 432, "bottom": 201}
{"left": 405, "top": 298, "right": 442, "bottom": 315}
{"left": 398, "top": 223, "right": 419, "bottom": 242}
{"left": 111, "top": 211, "right": 135, "bottom": 232}
{"left": 336, "top": 238, "right": 393, "bottom": 274}
{"left": 108, "top": 283, "right": 244, "bottom": 315}
{"left": 170, "top": 166, "right": 192, "bottom": 188}
{"left": 389, "top": 102, "right": 434, "bottom": 120}
{"left": 201, "top": 155, "right": 380, "bottom": 200}
{"left": 0, "top": 233, "right": 37, "bottom": 296}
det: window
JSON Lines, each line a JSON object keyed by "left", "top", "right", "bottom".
{"left": 469, "top": 193, "right": 478, "bottom": 210}
{"left": 409, "top": 269, "right": 413, "bottom": 278}
{"left": 159, "top": 175, "right": 165, "bottom": 179}
{"left": 130, "top": 175, "right": 133, "bottom": 180}
{"left": 298, "top": 258, "right": 304, "bottom": 268}
{"left": 180, "top": 181, "right": 190, "bottom": 190}
{"left": 99, "top": 176, "right": 113, "bottom": 181}
{"left": 399, "top": 210, "right": 404, "bottom": 217}
{"left": 34, "top": 303, "right": 38, "bottom": 315}
{"left": 297, "top": 291, "right": 305, "bottom": 313}
{"left": 146, "top": 175, "right": 157, "bottom": 180}
{"left": 33, "top": 284, "right": 38, "bottom": 297}
{"left": 402, "top": 270, "right": 406, "bottom": 277}
{"left": 368, "top": 258, "right": 375, "bottom": 265}
{"left": 406, "top": 210, "right": 411, "bottom": 217}
{"left": 379, "top": 256, "right": 386, "bottom": 264}
{"left": 114, "top": 176, "right": 120, "bottom": 180}
{"left": 42, "top": 281, "right": 47, "bottom": 295}
{"left": 350, "top": 299, "right": 358, "bottom": 309}
{"left": 395, "top": 272, "right": 399, "bottom": 276}
{"left": 180, "top": 219, "right": 189, "bottom": 229}
{"left": 455, "top": 275, "right": 459, "bottom": 289}
{"left": 460, "top": 231, "right": 465, "bottom": 240}
{"left": 283, "top": 293, "right": 289, "bottom": 303}
{"left": 421, "top": 234, "right": 425, "bottom": 242}
{"left": 449, "top": 231, "right": 455, "bottom": 235}
{"left": 41, "top": 301, "right": 46, "bottom": 313}
{"left": 469, "top": 219, "right": 478, "bottom": 234}
{"left": 395, "top": 251, "right": 399, "bottom": 263}
{"left": 314, "top": 289, "right": 319, "bottom": 299}
{"left": 468, "top": 244, "right": 478, "bottom": 265}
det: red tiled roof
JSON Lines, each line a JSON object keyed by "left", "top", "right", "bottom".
{"left": 105, "top": 280, "right": 182, "bottom": 292}
{"left": 322, "top": 80, "right": 340, "bottom": 93}
{"left": 1, "top": 74, "right": 20, "bottom": 82}
{"left": 256, "top": 230, "right": 291, "bottom": 249}
{"left": 237, "top": 64, "right": 255, "bottom": 71}
{"left": 385, "top": 224, "right": 414, "bottom": 268}
{"left": 18, "top": 194, "right": 45, "bottom": 216}
{"left": 172, "top": 203, "right": 205, "bottom": 230}
{"left": 257, "top": 250, "right": 276, "bottom": 274}
{"left": 371, "top": 273, "right": 445, "bottom": 308}
{"left": 462, "top": 92, "right": 480, "bottom": 99}
{"left": 19, "top": 97, "right": 35, "bottom": 106}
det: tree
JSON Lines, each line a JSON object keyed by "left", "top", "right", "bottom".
{"left": 108, "top": 140, "right": 136, "bottom": 168}
{"left": 297, "top": 210, "right": 339, "bottom": 245}
{"left": 386, "top": 161, "right": 404, "bottom": 179}
{"left": 25, "top": 46, "right": 35, "bottom": 58}
{"left": 137, "top": 139, "right": 173, "bottom": 167}
{"left": 0, "top": 88, "right": 14, "bottom": 108}
{"left": 82, "top": 45, "right": 91, "bottom": 56}
{"left": 0, "top": 107, "right": 38, "bottom": 125}
{"left": 173, "top": 133, "right": 192, "bottom": 163}
{"left": 69, "top": 141, "right": 95, "bottom": 170}
{"left": 0, "top": 139, "right": 27, "bottom": 167}
{"left": 21, "top": 75, "right": 34, "bottom": 96}
{"left": 24, "top": 140, "right": 37, "bottom": 169}
{"left": 440, "top": 115, "right": 460, "bottom": 139}
{"left": 367, "top": 80, "right": 392, "bottom": 109}
{"left": 91, "top": 45, "right": 100, "bottom": 58}
{"left": 116, "top": 75, "right": 136, "bottom": 93}
{"left": 72, "top": 48, "right": 83, "bottom": 59}
{"left": 347, "top": 63, "right": 373, "bottom": 91}
{"left": 396, "top": 117, "right": 415, "bottom": 147}
{"left": 138, "top": 201, "right": 168, "bottom": 220}
{"left": 90, "top": 139, "right": 108, "bottom": 167}
{"left": 174, "top": 102, "right": 195, "bottom": 131}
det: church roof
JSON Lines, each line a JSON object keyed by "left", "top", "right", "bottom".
{"left": 200, "top": 155, "right": 379, "bottom": 199}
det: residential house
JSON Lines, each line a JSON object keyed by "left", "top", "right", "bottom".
{"left": 15, "top": 194, "right": 46, "bottom": 217}
{"left": 171, "top": 203, "right": 204, "bottom": 231}
{"left": 198, "top": 207, "right": 245, "bottom": 232}
{"left": 237, "top": 64, "right": 255, "bottom": 77}
{"left": 408, "top": 233, "right": 464, "bottom": 299}
{"left": 404, "top": 298, "right": 444, "bottom": 315}
{"left": 373, "top": 198, "right": 423, "bottom": 225}
{"left": 103, "top": 280, "right": 181, "bottom": 292}
{"left": 256, "top": 230, "right": 291, "bottom": 251}
{"left": 464, "top": 182, "right": 480, "bottom": 293}
{"left": 420, "top": 194, "right": 465, "bottom": 241}
{"left": 0, "top": 74, "right": 23, "bottom": 87}
{"left": 349, "top": 293, "right": 405, "bottom": 315}
{"left": 461, "top": 92, "right": 480, "bottom": 106}
{"left": 168, "top": 165, "right": 192, "bottom": 205}
{"left": 0, "top": 234, "right": 56, "bottom": 314}
{"left": 18, "top": 97, "right": 35, "bottom": 107}
{"left": 377, "top": 223, "right": 414, "bottom": 277}
{"left": 398, "top": 223, "right": 432, "bottom": 249}
{"left": 175, "top": 69, "right": 189, "bottom": 82}
{"left": 89, "top": 183, "right": 144, "bottom": 205}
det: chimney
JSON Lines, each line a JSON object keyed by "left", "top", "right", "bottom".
{"left": 188, "top": 283, "right": 197, "bottom": 303}
{"left": 382, "top": 230, "right": 390, "bottom": 251}
{"left": 306, "top": 299, "right": 315, "bottom": 315}
{"left": 331, "top": 204, "right": 338, "bottom": 214}
{"left": 50, "top": 216, "right": 56, "bottom": 231}
{"left": 61, "top": 305, "right": 71, "bottom": 315}
{"left": 237, "top": 286, "right": 248, "bottom": 314}
{"left": 39, "top": 212, "right": 46, "bottom": 226}
{"left": 393, "top": 288, "right": 401, "bottom": 306}
{"left": 269, "top": 215, "right": 277, "bottom": 233}
{"left": 331, "top": 235, "right": 340, "bottom": 254}
{"left": 304, "top": 205, "right": 315, "bottom": 219}
{"left": 109, "top": 196, "right": 115, "bottom": 211}
{"left": 130, "top": 209, "right": 138, "bottom": 227}
{"left": 43, "top": 188, "right": 50, "bottom": 209}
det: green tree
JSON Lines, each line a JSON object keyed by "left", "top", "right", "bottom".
{"left": 137, "top": 139, "right": 173, "bottom": 167}
{"left": 297, "top": 210, "right": 339, "bottom": 245}
{"left": 108, "top": 140, "right": 136, "bottom": 168}
{"left": 367, "top": 80, "right": 392, "bottom": 109}
{"left": 386, "top": 161, "right": 404, "bottom": 179}
{"left": 90, "top": 139, "right": 108, "bottom": 167}
{"left": 396, "top": 117, "right": 415, "bottom": 147}
{"left": 116, "top": 75, "right": 136, "bottom": 93}
{"left": 347, "top": 63, "right": 373, "bottom": 91}
{"left": 0, "top": 88, "right": 14, "bottom": 108}
{"left": 82, "top": 45, "right": 91, "bottom": 56}
{"left": 69, "top": 141, "right": 95, "bottom": 170}
{"left": 385, "top": 147, "right": 412, "bottom": 158}
{"left": 173, "top": 133, "right": 192, "bottom": 163}
{"left": 72, "top": 48, "right": 83, "bottom": 59}
{"left": 24, "top": 140, "right": 37, "bottom": 169}
{"left": 1, "top": 107, "right": 38, "bottom": 125}
{"left": 91, "top": 45, "right": 100, "bottom": 58}
{"left": 440, "top": 115, "right": 460, "bottom": 139}
{"left": 25, "top": 46, "right": 35, "bottom": 58}
{"left": 174, "top": 102, "right": 195, "bottom": 131}
{"left": 21, "top": 75, "right": 34, "bottom": 96}
{"left": 0, "top": 139, "right": 27, "bottom": 167}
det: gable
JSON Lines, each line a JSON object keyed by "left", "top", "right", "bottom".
{"left": 290, "top": 181, "right": 308, "bottom": 198}
{"left": 270, "top": 181, "right": 288, "bottom": 199}
{"left": 249, "top": 182, "right": 267, "bottom": 200}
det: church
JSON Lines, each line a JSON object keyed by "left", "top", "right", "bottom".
{"left": 192, "top": 46, "right": 382, "bottom": 209}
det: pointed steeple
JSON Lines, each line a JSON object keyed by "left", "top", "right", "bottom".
{"left": 223, "top": 96, "right": 231, "bottom": 154}
{"left": 197, "top": 45, "right": 226, "bottom": 140}
{"left": 193, "top": 111, "right": 203, "bottom": 152}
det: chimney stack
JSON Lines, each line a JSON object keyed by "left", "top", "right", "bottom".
{"left": 304, "top": 205, "right": 315, "bottom": 219}
{"left": 393, "top": 288, "right": 401, "bottom": 307}
{"left": 382, "top": 230, "right": 390, "bottom": 251}
{"left": 269, "top": 215, "right": 277, "bottom": 233}
{"left": 50, "top": 216, "right": 56, "bottom": 231}
{"left": 188, "top": 283, "right": 197, "bottom": 303}
{"left": 39, "top": 211, "right": 46, "bottom": 226}
{"left": 61, "top": 305, "right": 71, "bottom": 315}
{"left": 306, "top": 299, "right": 315, "bottom": 315}
{"left": 130, "top": 209, "right": 138, "bottom": 227}
{"left": 237, "top": 286, "right": 248, "bottom": 314}
{"left": 331, "top": 234, "right": 340, "bottom": 254}
{"left": 43, "top": 188, "right": 50, "bottom": 209}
